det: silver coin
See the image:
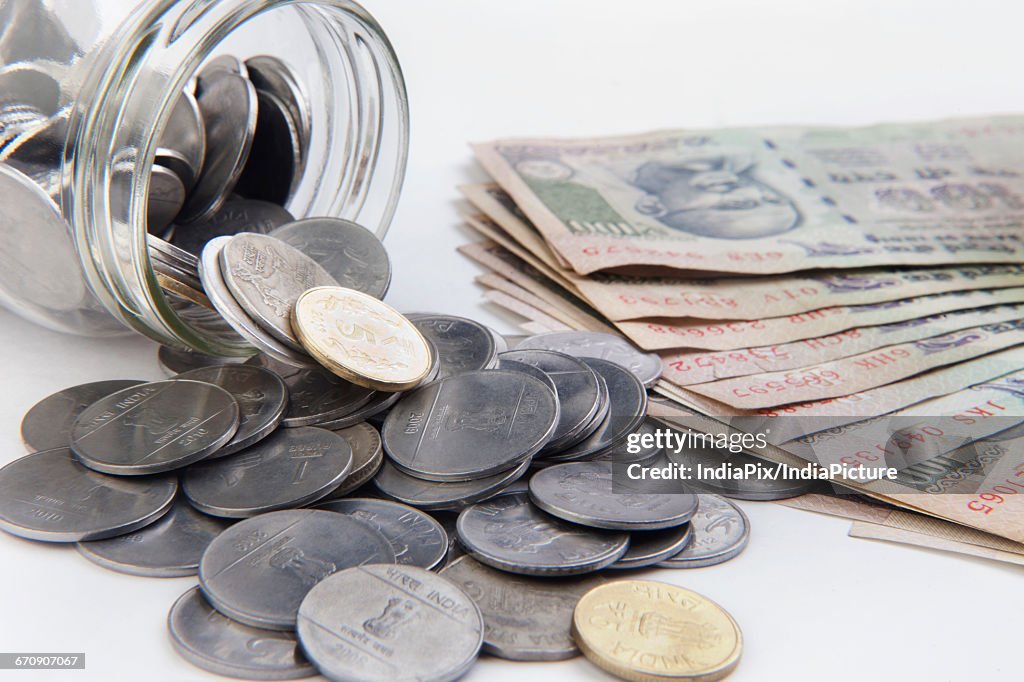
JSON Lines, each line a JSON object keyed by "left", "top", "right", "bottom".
{"left": 77, "top": 498, "right": 230, "bottom": 577}
{"left": 173, "top": 199, "right": 295, "bottom": 256}
{"left": 70, "top": 380, "right": 240, "bottom": 475}
{"left": 220, "top": 232, "right": 338, "bottom": 351}
{"left": 497, "top": 350, "right": 603, "bottom": 452}
{"left": 432, "top": 512, "right": 466, "bottom": 568}
{"left": 235, "top": 89, "right": 301, "bottom": 205}
{"left": 319, "top": 422, "right": 384, "bottom": 500}
{"left": 180, "top": 70, "right": 257, "bottom": 223}
{"left": 382, "top": 370, "right": 558, "bottom": 481}
{"left": 183, "top": 427, "right": 352, "bottom": 518}
{"left": 157, "top": 345, "right": 246, "bottom": 376}
{"left": 157, "top": 90, "right": 205, "bottom": 190}
{"left": 656, "top": 494, "right": 750, "bottom": 569}
{"left": 665, "top": 441, "right": 816, "bottom": 501}
{"left": 278, "top": 366, "right": 376, "bottom": 427}
{"left": 296, "top": 564, "right": 483, "bottom": 682}
{"left": 440, "top": 555, "right": 606, "bottom": 661}
{"left": 199, "top": 509, "right": 395, "bottom": 630}
{"left": 200, "top": 54, "right": 249, "bottom": 80}
{"left": 198, "top": 236, "right": 316, "bottom": 368}
{"left": 147, "top": 163, "right": 187, "bottom": 234}
{"left": 271, "top": 218, "right": 391, "bottom": 299}
{"left": 373, "top": 459, "right": 531, "bottom": 512}
{"left": 155, "top": 146, "right": 197, "bottom": 193}
{"left": 544, "top": 357, "right": 647, "bottom": 462}
{"left": 175, "top": 365, "right": 288, "bottom": 457}
{"left": 411, "top": 314, "right": 498, "bottom": 379}
{"left": 529, "top": 461, "right": 697, "bottom": 530}
{"left": 592, "top": 418, "right": 663, "bottom": 464}
{"left": 20, "top": 379, "right": 143, "bottom": 451}
{"left": 516, "top": 331, "right": 663, "bottom": 387}
{"left": 608, "top": 524, "right": 693, "bottom": 570}
{"left": 245, "top": 56, "right": 311, "bottom": 165}
{"left": 0, "top": 448, "right": 177, "bottom": 542}
{"left": 489, "top": 327, "right": 509, "bottom": 354}
{"left": 494, "top": 357, "right": 558, "bottom": 398}
{"left": 316, "top": 498, "right": 448, "bottom": 570}
{"left": 456, "top": 492, "right": 629, "bottom": 576}
{"left": 169, "top": 586, "right": 316, "bottom": 680}
{"left": 313, "top": 388, "right": 401, "bottom": 431}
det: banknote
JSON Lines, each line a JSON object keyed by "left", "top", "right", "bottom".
{"left": 474, "top": 116, "right": 1024, "bottom": 275}
{"left": 618, "top": 287, "right": 1024, "bottom": 351}
{"left": 463, "top": 188, "right": 1024, "bottom": 321}
{"left": 482, "top": 289, "right": 569, "bottom": 332}
{"left": 475, "top": 273, "right": 600, "bottom": 332}
{"left": 686, "top": 319, "right": 1024, "bottom": 409}
{"left": 662, "top": 303, "right": 1024, "bottom": 386}
{"left": 848, "top": 522, "right": 1024, "bottom": 567}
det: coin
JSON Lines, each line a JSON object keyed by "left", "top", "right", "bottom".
{"left": 545, "top": 358, "right": 648, "bottom": 462}
{"left": 245, "top": 55, "right": 311, "bottom": 164}
{"left": 77, "top": 499, "right": 230, "bottom": 577}
{"left": 271, "top": 218, "right": 391, "bottom": 299}
{"left": 494, "top": 356, "right": 558, "bottom": 398}
{"left": 277, "top": 366, "right": 376, "bottom": 427}
{"left": 234, "top": 89, "right": 301, "bottom": 205}
{"left": 516, "top": 331, "right": 663, "bottom": 388}
{"left": 199, "top": 509, "right": 395, "bottom": 630}
{"left": 172, "top": 199, "right": 294, "bottom": 256}
{"left": 220, "top": 232, "right": 339, "bottom": 352}
{"left": 609, "top": 524, "right": 694, "bottom": 570}
{"left": 313, "top": 388, "right": 400, "bottom": 431}
{"left": 156, "top": 90, "right": 205, "bottom": 190}
{"left": 656, "top": 495, "right": 750, "bottom": 569}
{"left": 198, "top": 236, "right": 316, "bottom": 368}
{"left": 157, "top": 344, "right": 245, "bottom": 376}
{"left": 296, "top": 564, "right": 484, "bottom": 682}
{"left": 0, "top": 448, "right": 177, "bottom": 542}
{"left": 498, "top": 349, "right": 603, "bottom": 452}
{"left": 318, "top": 422, "right": 384, "bottom": 500}
{"left": 292, "top": 286, "right": 433, "bottom": 391}
{"left": 183, "top": 426, "right": 352, "bottom": 517}
{"left": 316, "top": 498, "right": 448, "bottom": 570}
{"left": 529, "top": 461, "right": 698, "bottom": 531}
{"left": 147, "top": 163, "right": 187, "bottom": 234}
{"left": 593, "top": 419, "right": 664, "bottom": 464}
{"left": 200, "top": 54, "right": 249, "bottom": 80}
{"left": 168, "top": 586, "right": 316, "bottom": 680}
{"left": 665, "top": 442, "right": 815, "bottom": 501}
{"left": 20, "top": 379, "right": 143, "bottom": 451}
{"left": 373, "top": 459, "right": 531, "bottom": 512}
{"left": 70, "top": 380, "right": 240, "bottom": 475}
{"left": 180, "top": 70, "right": 257, "bottom": 223}
{"left": 440, "top": 555, "right": 606, "bottom": 661}
{"left": 382, "top": 370, "right": 558, "bottom": 481}
{"left": 572, "top": 580, "right": 742, "bottom": 682}
{"left": 411, "top": 314, "right": 498, "bottom": 379}
{"left": 456, "top": 492, "right": 629, "bottom": 576}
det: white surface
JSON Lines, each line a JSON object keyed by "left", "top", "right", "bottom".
{"left": 1, "top": 1, "right": 1022, "bottom": 680}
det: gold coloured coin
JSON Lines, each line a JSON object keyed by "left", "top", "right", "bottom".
{"left": 572, "top": 580, "right": 742, "bottom": 682}
{"left": 292, "top": 286, "right": 432, "bottom": 391}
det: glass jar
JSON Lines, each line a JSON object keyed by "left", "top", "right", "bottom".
{"left": 0, "top": 0, "right": 408, "bottom": 355}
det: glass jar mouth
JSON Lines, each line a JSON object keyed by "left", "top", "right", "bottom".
{"left": 65, "top": 0, "right": 408, "bottom": 354}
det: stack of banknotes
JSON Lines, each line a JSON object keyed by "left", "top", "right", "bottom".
{"left": 459, "top": 115, "right": 1024, "bottom": 559}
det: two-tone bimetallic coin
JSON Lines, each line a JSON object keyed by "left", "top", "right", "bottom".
{"left": 199, "top": 509, "right": 395, "bottom": 630}
{"left": 318, "top": 423, "right": 384, "bottom": 500}
{"left": 656, "top": 494, "right": 750, "bottom": 569}
{"left": 183, "top": 427, "right": 352, "bottom": 517}
{"left": 440, "top": 555, "right": 605, "bottom": 661}
{"left": 411, "top": 314, "right": 498, "bottom": 379}
{"left": 20, "top": 379, "right": 143, "bottom": 451}
{"left": 296, "top": 564, "right": 484, "bottom": 682}
{"left": 176, "top": 365, "right": 288, "bottom": 457}
{"left": 609, "top": 524, "right": 693, "bottom": 570}
{"left": 316, "top": 498, "right": 448, "bottom": 570}
{"left": 456, "top": 492, "right": 629, "bottom": 576}
{"left": 70, "top": 380, "right": 239, "bottom": 475}
{"left": 572, "top": 580, "right": 742, "bottom": 682}
{"left": 220, "top": 233, "right": 338, "bottom": 352}
{"left": 529, "top": 461, "right": 698, "bottom": 530}
{"left": 382, "top": 370, "right": 558, "bottom": 481}
{"left": 516, "top": 331, "right": 663, "bottom": 387}
{"left": 77, "top": 499, "right": 230, "bottom": 577}
{"left": 0, "top": 448, "right": 177, "bottom": 542}
{"left": 169, "top": 587, "right": 316, "bottom": 680}
{"left": 373, "top": 459, "right": 531, "bottom": 512}
{"left": 271, "top": 218, "right": 391, "bottom": 299}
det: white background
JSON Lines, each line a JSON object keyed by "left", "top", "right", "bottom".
{"left": 1, "top": 1, "right": 1022, "bottom": 680}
